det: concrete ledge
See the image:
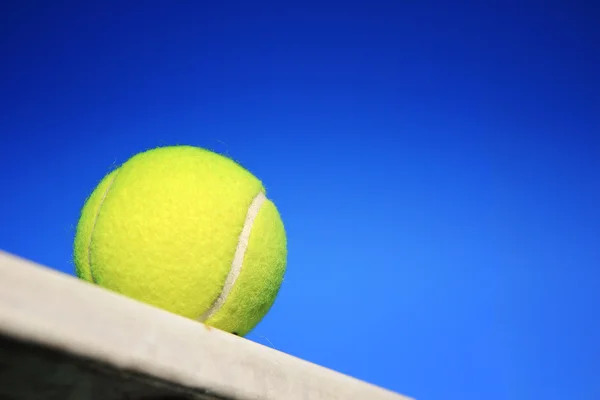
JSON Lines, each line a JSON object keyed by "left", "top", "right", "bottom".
{"left": 0, "top": 250, "right": 411, "bottom": 400}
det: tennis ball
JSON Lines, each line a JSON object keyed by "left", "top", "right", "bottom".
{"left": 73, "top": 145, "right": 287, "bottom": 336}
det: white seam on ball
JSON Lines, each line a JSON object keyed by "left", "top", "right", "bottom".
{"left": 198, "top": 191, "right": 266, "bottom": 323}
{"left": 88, "top": 171, "right": 119, "bottom": 284}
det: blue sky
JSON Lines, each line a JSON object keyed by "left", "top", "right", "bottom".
{"left": 1, "top": 2, "right": 598, "bottom": 399}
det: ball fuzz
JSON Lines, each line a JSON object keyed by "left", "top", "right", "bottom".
{"left": 73, "top": 145, "right": 287, "bottom": 336}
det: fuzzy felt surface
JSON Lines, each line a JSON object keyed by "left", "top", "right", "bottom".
{"left": 205, "top": 197, "right": 287, "bottom": 336}
{"left": 73, "top": 145, "right": 287, "bottom": 336}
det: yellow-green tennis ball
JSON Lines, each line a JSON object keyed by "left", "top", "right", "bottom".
{"left": 73, "top": 145, "right": 287, "bottom": 336}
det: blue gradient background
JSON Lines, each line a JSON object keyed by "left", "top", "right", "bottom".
{"left": 1, "top": 2, "right": 598, "bottom": 400}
